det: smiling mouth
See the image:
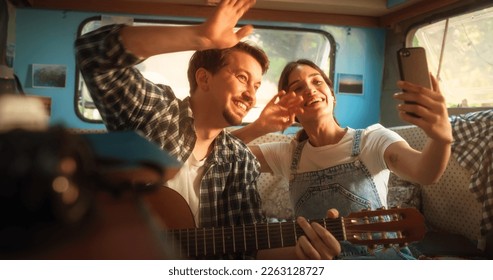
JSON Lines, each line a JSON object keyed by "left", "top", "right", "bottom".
{"left": 305, "top": 97, "right": 324, "bottom": 106}
{"left": 235, "top": 101, "right": 249, "bottom": 112}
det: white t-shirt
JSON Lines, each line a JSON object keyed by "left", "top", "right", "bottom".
{"left": 258, "top": 124, "right": 405, "bottom": 206}
{"left": 166, "top": 153, "right": 206, "bottom": 227}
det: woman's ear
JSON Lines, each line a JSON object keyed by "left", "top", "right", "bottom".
{"left": 195, "top": 68, "right": 210, "bottom": 91}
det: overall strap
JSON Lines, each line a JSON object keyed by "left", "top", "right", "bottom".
{"left": 351, "top": 129, "right": 364, "bottom": 157}
{"left": 290, "top": 140, "right": 307, "bottom": 175}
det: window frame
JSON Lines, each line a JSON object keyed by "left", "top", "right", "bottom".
{"left": 403, "top": 3, "right": 493, "bottom": 110}
{"left": 74, "top": 16, "right": 336, "bottom": 124}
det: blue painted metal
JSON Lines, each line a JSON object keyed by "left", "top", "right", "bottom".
{"left": 14, "top": 8, "right": 386, "bottom": 130}
{"left": 387, "top": 0, "right": 407, "bottom": 8}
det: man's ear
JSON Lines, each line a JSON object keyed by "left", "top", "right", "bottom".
{"left": 195, "top": 68, "right": 210, "bottom": 91}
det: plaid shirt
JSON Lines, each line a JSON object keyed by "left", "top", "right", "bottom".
{"left": 450, "top": 109, "right": 493, "bottom": 239}
{"left": 75, "top": 25, "right": 265, "bottom": 257}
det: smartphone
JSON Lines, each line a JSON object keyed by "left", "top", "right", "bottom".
{"left": 397, "top": 47, "right": 431, "bottom": 117}
{"left": 397, "top": 47, "right": 431, "bottom": 89}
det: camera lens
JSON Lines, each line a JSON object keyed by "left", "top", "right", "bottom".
{"left": 401, "top": 50, "right": 410, "bottom": 57}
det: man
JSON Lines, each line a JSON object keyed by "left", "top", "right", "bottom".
{"left": 75, "top": 0, "right": 339, "bottom": 259}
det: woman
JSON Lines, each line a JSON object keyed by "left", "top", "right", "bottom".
{"left": 234, "top": 59, "right": 453, "bottom": 259}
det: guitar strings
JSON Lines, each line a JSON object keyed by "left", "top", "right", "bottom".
{"left": 162, "top": 215, "right": 405, "bottom": 257}
{"left": 163, "top": 218, "right": 345, "bottom": 256}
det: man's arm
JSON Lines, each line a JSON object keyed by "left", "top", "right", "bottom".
{"left": 74, "top": 0, "right": 257, "bottom": 133}
{"left": 120, "top": 0, "right": 256, "bottom": 59}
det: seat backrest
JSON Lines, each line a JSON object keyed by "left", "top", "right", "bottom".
{"left": 251, "top": 126, "right": 483, "bottom": 245}
{"left": 390, "top": 125, "right": 482, "bottom": 243}
{"left": 250, "top": 133, "right": 294, "bottom": 219}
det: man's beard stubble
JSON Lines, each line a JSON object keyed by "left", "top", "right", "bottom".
{"left": 223, "top": 109, "right": 243, "bottom": 126}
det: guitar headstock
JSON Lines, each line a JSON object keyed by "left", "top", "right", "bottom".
{"left": 344, "top": 207, "right": 425, "bottom": 248}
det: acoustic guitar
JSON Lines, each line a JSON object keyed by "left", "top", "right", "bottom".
{"left": 143, "top": 187, "right": 425, "bottom": 259}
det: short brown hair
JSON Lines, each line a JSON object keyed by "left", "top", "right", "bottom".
{"left": 187, "top": 41, "right": 269, "bottom": 93}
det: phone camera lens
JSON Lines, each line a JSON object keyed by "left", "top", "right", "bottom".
{"left": 402, "top": 50, "right": 410, "bottom": 57}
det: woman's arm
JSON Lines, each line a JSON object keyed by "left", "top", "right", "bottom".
{"left": 248, "top": 145, "right": 273, "bottom": 173}
{"left": 384, "top": 140, "right": 451, "bottom": 185}
{"left": 389, "top": 74, "right": 453, "bottom": 184}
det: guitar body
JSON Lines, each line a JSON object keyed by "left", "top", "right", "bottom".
{"left": 142, "top": 186, "right": 195, "bottom": 230}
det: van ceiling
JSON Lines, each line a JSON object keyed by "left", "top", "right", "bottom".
{"left": 11, "top": 0, "right": 465, "bottom": 27}
{"left": 163, "top": 0, "right": 425, "bottom": 17}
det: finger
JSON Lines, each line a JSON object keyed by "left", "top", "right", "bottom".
{"left": 296, "top": 235, "right": 321, "bottom": 260}
{"left": 234, "top": 0, "right": 256, "bottom": 10}
{"left": 311, "top": 222, "right": 341, "bottom": 259}
{"left": 217, "top": 0, "right": 229, "bottom": 7}
{"left": 296, "top": 216, "right": 321, "bottom": 246}
{"left": 276, "top": 92, "right": 303, "bottom": 117}
{"left": 294, "top": 238, "right": 309, "bottom": 260}
{"left": 296, "top": 218, "right": 339, "bottom": 260}
{"left": 278, "top": 92, "right": 303, "bottom": 109}
{"left": 397, "top": 86, "right": 430, "bottom": 100}
{"left": 235, "top": 24, "right": 254, "bottom": 40}
{"left": 396, "top": 103, "right": 424, "bottom": 121}
{"left": 397, "top": 101, "right": 430, "bottom": 120}
{"left": 297, "top": 216, "right": 342, "bottom": 260}
{"left": 393, "top": 96, "right": 427, "bottom": 117}
{"left": 218, "top": 0, "right": 236, "bottom": 11}
{"left": 397, "top": 108, "right": 431, "bottom": 128}
{"left": 393, "top": 89, "right": 437, "bottom": 112}
{"left": 277, "top": 91, "right": 296, "bottom": 103}
{"left": 430, "top": 73, "right": 440, "bottom": 92}
{"left": 326, "top": 208, "right": 339, "bottom": 219}
{"left": 271, "top": 90, "right": 286, "bottom": 105}
{"left": 396, "top": 80, "right": 417, "bottom": 92}
{"left": 394, "top": 80, "right": 445, "bottom": 110}
{"left": 399, "top": 74, "right": 443, "bottom": 104}
{"left": 230, "top": 0, "right": 256, "bottom": 22}
{"left": 396, "top": 93, "right": 443, "bottom": 123}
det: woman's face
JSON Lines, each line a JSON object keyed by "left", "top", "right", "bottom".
{"left": 286, "top": 64, "right": 335, "bottom": 123}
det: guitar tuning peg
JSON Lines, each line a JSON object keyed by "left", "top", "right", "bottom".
{"left": 391, "top": 205, "right": 401, "bottom": 209}
{"left": 377, "top": 206, "right": 386, "bottom": 210}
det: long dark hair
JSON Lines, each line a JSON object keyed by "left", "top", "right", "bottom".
{"left": 278, "top": 59, "right": 333, "bottom": 92}
{"left": 278, "top": 59, "right": 337, "bottom": 142}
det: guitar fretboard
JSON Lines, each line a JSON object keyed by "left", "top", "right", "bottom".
{"left": 162, "top": 218, "right": 345, "bottom": 258}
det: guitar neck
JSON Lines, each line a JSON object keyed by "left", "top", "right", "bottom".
{"left": 163, "top": 218, "right": 344, "bottom": 258}
{"left": 146, "top": 187, "right": 425, "bottom": 259}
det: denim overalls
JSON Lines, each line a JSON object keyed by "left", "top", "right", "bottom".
{"left": 289, "top": 129, "right": 414, "bottom": 259}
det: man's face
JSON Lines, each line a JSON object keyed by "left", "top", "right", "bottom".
{"left": 209, "top": 51, "right": 263, "bottom": 126}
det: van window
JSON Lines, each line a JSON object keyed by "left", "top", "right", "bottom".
{"left": 411, "top": 6, "right": 493, "bottom": 108}
{"left": 76, "top": 18, "right": 335, "bottom": 123}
